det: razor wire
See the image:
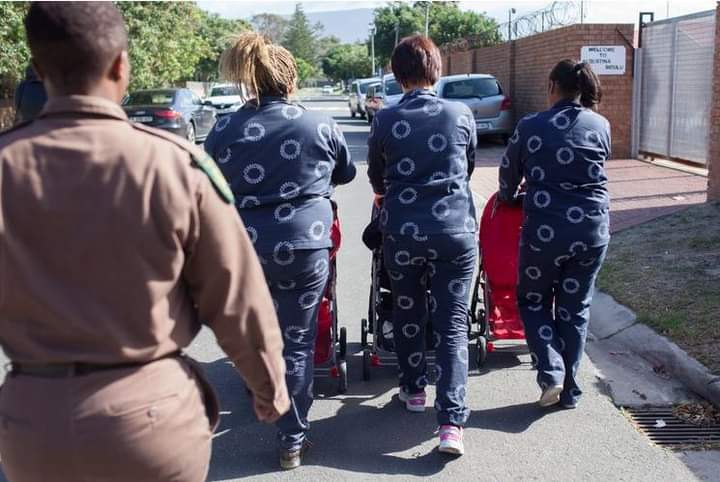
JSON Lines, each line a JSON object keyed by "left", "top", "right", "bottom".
{"left": 497, "top": 1, "right": 582, "bottom": 41}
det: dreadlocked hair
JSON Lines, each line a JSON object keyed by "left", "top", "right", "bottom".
{"left": 219, "top": 31, "right": 298, "bottom": 104}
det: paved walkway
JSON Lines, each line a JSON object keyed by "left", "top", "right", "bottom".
{"left": 470, "top": 141, "right": 709, "bottom": 232}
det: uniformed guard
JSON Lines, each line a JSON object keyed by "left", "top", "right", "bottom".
{"left": 0, "top": 3, "right": 289, "bottom": 481}
{"left": 367, "top": 35, "right": 477, "bottom": 456}
{"left": 498, "top": 59, "right": 610, "bottom": 409}
{"left": 204, "top": 32, "right": 356, "bottom": 470}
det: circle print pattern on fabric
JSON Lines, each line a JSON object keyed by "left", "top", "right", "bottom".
{"left": 537, "top": 224, "right": 555, "bottom": 242}
{"left": 527, "top": 135, "right": 542, "bottom": 153}
{"left": 433, "top": 330, "right": 441, "bottom": 348}
{"left": 280, "top": 181, "right": 301, "bottom": 199}
{"left": 298, "top": 291, "right": 320, "bottom": 309}
{"left": 389, "top": 270, "right": 404, "bottom": 281}
{"left": 538, "top": 325, "right": 554, "bottom": 341}
{"left": 309, "top": 220, "right": 325, "bottom": 240}
{"left": 423, "top": 100, "right": 443, "bottom": 116}
{"left": 394, "top": 250, "right": 411, "bottom": 266}
{"left": 533, "top": 190, "right": 551, "bottom": 208}
{"left": 465, "top": 216, "right": 477, "bottom": 232}
{"left": 430, "top": 171, "right": 447, "bottom": 182}
{"left": 499, "top": 178, "right": 508, "bottom": 190}
{"left": 525, "top": 266, "right": 542, "bottom": 280}
{"left": 244, "top": 122, "right": 265, "bottom": 142}
{"left": 238, "top": 196, "right": 260, "bottom": 209}
{"left": 416, "top": 375, "right": 429, "bottom": 388}
{"left": 243, "top": 163, "right": 265, "bottom": 184}
{"left": 392, "top": 120, "right": 411, "bottom": 139}
{"left": 598, "top": 222, "right": 610, "bottom": 238}
{"left": 315, "top": 160, "right": 332, "bottom": 177}
{"left": 554, "top": 254, "right": 570, "bottom": 268}
{"left": 569, "top": 241, "right": 588, "bottom": 254}
{"left": 397, "top": 157, "right": 415, "bottom": 176}
{"left": 408, "top": 352, "right": 423, "bottom": 368}
{"left": 277, "top": 279, "right": 297, "bottom": 290}
{"left": 379, "top": 208, "right": 389, "bottom": 226}
{"left": 280, "top": 139, "right": 301, "bottom": 160}
{"left": 586, "top": 130, "right": 601, "bottom": 145}
{"left": 281, "top": 104, "right": 303, "bottom": 120}
{"left": 509, "top": 129, "right": 520, "bottom": 144}
{"left": 448, "top": 279, "right": 466, "bottom": 296}
{"left": 456, "top": 114, "right": 472, "bottom": 130}
{"left": 526, "top": 292, "right": 543, "bottom": 304}
{"left": 317, "top": 122, "right": 331, "bottom": 142}
{"left": 402, "top": 323, "right": 420, "bottom": 338}
{"left": 560, "top": 182, "right": 576, "bottom": 191}
{"left": 557, "top": 306, "right": 571, "bottom": 322}
{"left": 529, "top": 243, "right": 543, "bottom": 253}
{"left": 557, "top": 337, "right": 566, "bottom": 352}
{"left": 588, "top": 163, "right": 602, "bottom": 180}
{"left": 273, "top": 241, "right": 296, "bottom": 266}
{"left": 218, "top": 147, "right": 232, "bottom": 164}
{"left": 398, "top": 187, "right": 418, "bottom": 205}
{"left": 429, "top": 296, "right": 438, "bottom": 314}
{"left": 214, "top": 115, "right": 231, "bottom": 132}
{"left": 528, "top": 304, "right": 543, "bottom": 312}
{"left": 500, "top": 155, "right": 510, "bottom": 168}
{"left": 556, "top": 147, "right": 574, "bottom": 165}
{"left": 246, "top": 226, "right": 258, "bottom": 244}
{"left": 550, "top": 112, "right": 571, "bottom": 130}
{"left": 566, "top": 206, "right": 585, "bottom": 224}
{"left": 274, "top": 203, "right": 296, "bottom": 222}
{"left": 410, "top": 256, "right": 424, "bottom": 266}
{"left": 530, "top": 166, "right": 545, "bottom": 181}
{"left": 284, "top": 325, "right": 306, "bottom": 344}
{"left": 562, "top": 278, "right": 580, "bottom": 294}
{"left": 428, "top": 133, "right": 448, "bottom": 153}
{"left": 434, "top": 364, "right": 442, "bottom": 383}
{"left": 579, "top": 257, "right": 597, "bottom": 267}
{"left": 432, "top": 199, "right": 450, "bottom": 220}
{"left": 400, "top": 222, "right": 427, "bottom": 242}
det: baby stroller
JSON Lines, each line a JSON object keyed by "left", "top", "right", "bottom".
{"left": 470, "top": 192, "right": 527, "bottom": 367}
{"left": 314, "top": 201, "right": 348, "bottom": 393}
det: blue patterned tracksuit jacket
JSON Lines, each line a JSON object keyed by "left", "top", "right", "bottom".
{"left": 367, "top": 88, "right": 477, "bottom": 427}
{"left": 498, "top": 98, "right": 611, "bottom": 406}
{"left": 205, "top": 96, "right": 356, "bottom": 449}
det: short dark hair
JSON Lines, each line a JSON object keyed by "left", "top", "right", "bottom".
{"left": 25, "top": 2, "right": 128, "bottom": 91}
{"left": 549, "top": 59, "right": 603, "bottom": 108}
{"left": 391, "top": 35, "right": 441, "bottom": 87}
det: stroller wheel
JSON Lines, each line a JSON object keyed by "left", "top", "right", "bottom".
{"left": 339, "top": 326, "right": 347, "bottom": 359}
{"left": 362, "top": 349, "right": 371, "bottom": 381}
{"left": 477, "top": 336, "right": 488, "bottom": 368}
{"left": 360, "top": 318, "right": 368, "bottom": 348}
{"left": 338, "top": 360, "right": 348, "bottom": 394}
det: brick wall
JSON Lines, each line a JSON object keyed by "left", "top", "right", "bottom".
{"left": 708, "top": 3, "right": 720, "bottom": 201}
{"left": 441, "top": 23, "right": 635, "bottom": 159}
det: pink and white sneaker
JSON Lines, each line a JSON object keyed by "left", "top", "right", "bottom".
{"left": 398, "top": 388, "right": 426, "bottom": 413}
{"left": 438, "top": 425, "right": 464, "bottom": 455}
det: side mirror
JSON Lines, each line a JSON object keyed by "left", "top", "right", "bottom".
{"left": 202, "top": 100, "right": 214, "bottom": 107}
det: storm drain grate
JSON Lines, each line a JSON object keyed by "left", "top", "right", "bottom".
{"left": 625, "top": 407, "right": 720, "bottom": 448}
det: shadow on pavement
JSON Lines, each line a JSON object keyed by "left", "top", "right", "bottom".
{"left": 203, "top": 345, "right": 456, "bottom": 480}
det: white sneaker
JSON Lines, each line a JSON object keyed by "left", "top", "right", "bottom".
{"left": 539, "top": 385, "right": 564, "bottom": 407}
{"left": 398, "top": 388, "right": 426, "bottom": 413}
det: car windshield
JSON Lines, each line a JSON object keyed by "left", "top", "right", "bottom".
{"left": 442, "top": 78, "right": 501, "bottom": 99}
{"left": 359, "top": 81, "right": 376, "bottom": 94}
{"left": 123, "top": 91, "right": 174, "bottom": 106}
{"left": 384, "top": 79, "right": 402, "bottom": 96}
{"left": 210, "top": 86, "right": 240, "bottom": 97}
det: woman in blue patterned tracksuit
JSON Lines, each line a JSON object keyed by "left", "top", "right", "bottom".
{"left": 498, "top": 59, "right": 610, "bottom": 409}
{"left": 204, "top": 33, "right": 356, "bottom": 470}
{"left": 368, "top": 36, "right": 477, "bottom": 455}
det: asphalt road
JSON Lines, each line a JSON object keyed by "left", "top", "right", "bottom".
{"left": 0, "top": 98, "right": 703, "bottom": 481}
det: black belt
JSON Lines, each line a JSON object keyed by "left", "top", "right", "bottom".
{"left": 10, "top": 351, "right": 182, "bottom": 378}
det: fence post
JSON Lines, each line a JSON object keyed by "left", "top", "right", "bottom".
{"left": 631, "top": 48, "right": 643, "bottom": 158}
{"left": 666, "top": 21, "right": 679, "bottom": 159}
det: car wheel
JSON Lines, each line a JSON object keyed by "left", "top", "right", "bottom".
{"left": 351, "top": 109, "right": 356, "bottom": 118}
{"left": 186, "top": 122, "right": 196, "bottom": 144}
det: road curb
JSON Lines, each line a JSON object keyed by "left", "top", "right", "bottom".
{"left": 590, "top": 290, "right": 720, "bottom": 408}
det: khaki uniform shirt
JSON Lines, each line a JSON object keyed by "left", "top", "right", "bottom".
{"left": 0, "top": 96, "right": 288, "bottom": 413}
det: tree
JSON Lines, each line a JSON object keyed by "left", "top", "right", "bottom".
{"left": 295, "top": 57, "right": 318, "bottom": 87}
{"left": 194, "top": 11, "right": 250, "bottom": 82}
{"left": 370, "top": 2, "right": 500, "bottom": 68}
{"left": 251, "top": 13, "right": 288, "bottom": 44}
{"left": 282, "top": 3, "right": 321, "bottom": 65}
{"left": 0, "top": 2, "right": 30, "bottom": 96}
{"left": 321, "top": 44, "right": 372, "bottom": 82}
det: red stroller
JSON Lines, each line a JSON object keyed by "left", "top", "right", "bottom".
{"left": 313, "top": 201, "right": 348, "bottom": 393}
{"left": 470, "top": 192, "right": 527, "bottom": 366}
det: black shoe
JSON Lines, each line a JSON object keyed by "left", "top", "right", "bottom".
{"left": 279, "top": 440, "right": 312, "bottom": 470}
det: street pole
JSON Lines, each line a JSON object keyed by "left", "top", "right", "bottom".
{"left": 395, "top": 18, "right": 400, "bottom": 46}
{"left": 369, "top": 25, "right": 376, "bottom": 76}
{"left": 508, "top": 8, "right": 516, "bottom": 41}
{"left": 425, "top": 3, "right": 430, "bottom": 37}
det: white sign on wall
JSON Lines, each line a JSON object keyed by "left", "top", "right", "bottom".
{"left": 580, "top": 46, "right": 626, "bottom": 75}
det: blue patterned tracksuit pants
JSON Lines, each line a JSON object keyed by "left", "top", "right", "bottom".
{"left": 517, "top": 237, "right": 607, "bottom": 406}
{"left": 260, "top": 248, "right": 330, "bottom": 450}
{"left": 383, "top": 233, "right": 476, "bottom": 427}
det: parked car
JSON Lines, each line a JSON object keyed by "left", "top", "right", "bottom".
{"left": 435, "top": 74, "right": 513, "bottom": 143}
{"left": 122, "top": 88, "right": 216, "bottom": 143}
{"left": 364, "top": 74, "right": 404, "bottom": 123}
{"left": 206, "top": 84, "right": 244, "bottom": 118}
{"left": 348, "top": 76, "right": 380, "bottom": 118}
{"left": 363, "top": 82, "right": 383, "bottom": 123}
{"left": 322, "top": 85, "right": 334, "bottom": 95}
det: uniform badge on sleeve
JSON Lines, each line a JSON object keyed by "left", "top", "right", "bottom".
{"left": 191, "top": 152, "right": 235, "bottom": 204}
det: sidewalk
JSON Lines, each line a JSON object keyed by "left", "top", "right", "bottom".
{"left": 469, "top": 143, "right": 709, "bottom": 232}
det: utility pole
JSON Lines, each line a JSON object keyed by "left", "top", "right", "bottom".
{"left": 424, "top": 2, "right": 430, "bottom": 37}
{"left": 369, "top": 24, "right": 376, "bottom": 76}
{"left": 580, "top": 0, "right": 585, "bottom": 24}
{"left": 395, "top": 18, "right": 400, "bottom": 46}
{"left": 508, "top": 8, "right": 516, "bottom": 41}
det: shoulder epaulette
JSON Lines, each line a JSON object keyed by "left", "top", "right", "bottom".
{"left": 0, "top": 119, "right": 34, "bottom": 137}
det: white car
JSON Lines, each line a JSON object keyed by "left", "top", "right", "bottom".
{"left": 205, "top": 84, "right": 244, "bottom": 118}
{"left": 322, "top": 85, "right": 334, "bottom": 95}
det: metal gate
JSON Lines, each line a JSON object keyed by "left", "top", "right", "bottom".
{"left": 635, "top": 10, "right": 716, "bottom": 165}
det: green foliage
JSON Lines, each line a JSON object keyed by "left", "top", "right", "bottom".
{"left": 282, "top": 3, "right": 321, "bottom": 64}
{"left": 370, "top": 2, "right": 501, "bottom": 67}
{"left": 251, "top": 13, "right": 288, "bottom": 43}
{"left": 0, "top": 2, "right": 30, "bottom": 95}
{"left": 295, "top": 57, "right": 318, "bottom": 86}
{"left": 194, "top": 11, "right": 250, "bottom": 82}
{"left": 321, "top": 44, "right": 372, "bottom": 82}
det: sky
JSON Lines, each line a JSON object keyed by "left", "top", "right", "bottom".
{"left": 198, "top": 0, "right": 719, "bottom": 25}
